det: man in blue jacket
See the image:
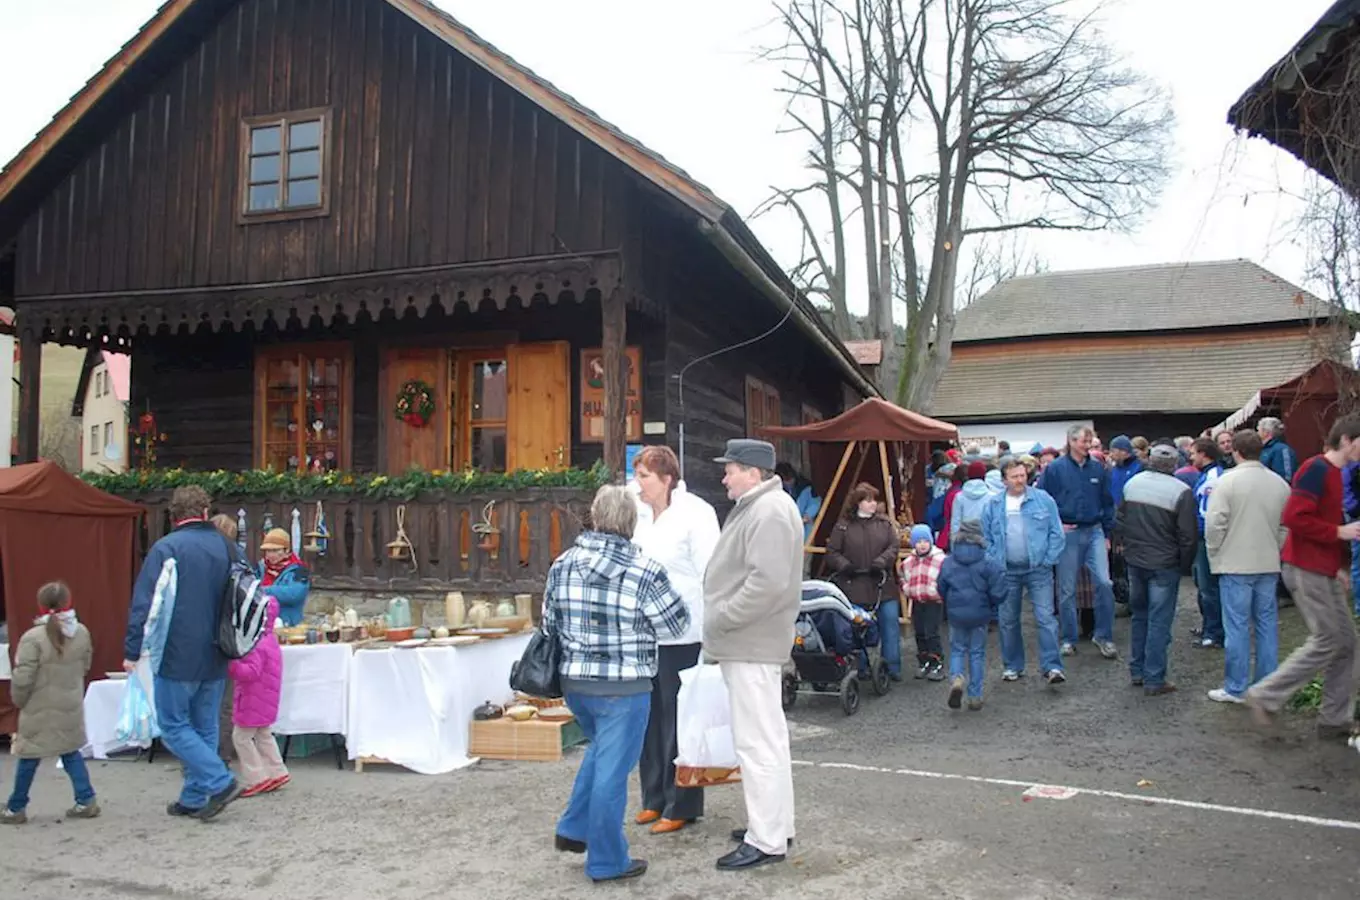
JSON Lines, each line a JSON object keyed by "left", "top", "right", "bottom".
{"left": 1257, "top": 417, "right": 1297, "bottom": 484}
{"left": 123, "top": 485, "right": 242, "bottom": 820}
{"left": 982, "top": 458, "right": 1068, "bottom": 685}
{"left": 1037, "top": 424, "right": 1118, "bottom": 659}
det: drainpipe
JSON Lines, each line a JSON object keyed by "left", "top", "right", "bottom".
{"left": 696, "top": 219, "right": 880, "bottom": 399}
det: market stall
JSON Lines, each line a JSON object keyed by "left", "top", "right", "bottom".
{"left": 347, "top": 633, "right": 531, "bottom": 774}
{"left": 0, "top": 461, "right": 143, "bottom": 734}
{"left": 83, "top": 643, "right": 354, "bottom": 760}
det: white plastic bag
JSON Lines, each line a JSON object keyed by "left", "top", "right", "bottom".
{"left": 114, "top": 656, "right": 158, "bottom": 746}
{"left": 674, "top": 664, "right": 741, "bottom": 787}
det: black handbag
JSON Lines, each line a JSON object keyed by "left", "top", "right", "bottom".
{"left": 510, "top": 627, "right": 562, "bottom": 699}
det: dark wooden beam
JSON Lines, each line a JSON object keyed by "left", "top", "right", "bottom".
{"left": 601, "top": 286, "right": 627, "bottom": 478}
{"left": 17, "top": 326, "right": 41, "bottom": 463}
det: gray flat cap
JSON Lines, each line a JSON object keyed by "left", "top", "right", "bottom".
{"left": 715, "top": 438, "right": 777, "bottom": 471}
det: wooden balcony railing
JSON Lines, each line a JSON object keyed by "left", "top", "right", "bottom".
{"left": 132, "top": 489, "right": 594, "bottom": 593}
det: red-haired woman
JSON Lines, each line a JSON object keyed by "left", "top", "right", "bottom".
{"left": 825, "top": 483, "right": 903, "bottom": 679}
{"left": 629, "top": 445, "right": 721, "bottom": 835}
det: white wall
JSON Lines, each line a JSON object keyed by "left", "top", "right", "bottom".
{"left": 81, "top": 362, "right": 129, "bottom": 472}
{"left": 0, "top": 333, "right": 12, "bottom": 467}
{"left": 956, "top": 419, "right": 1094, "bottom": 457}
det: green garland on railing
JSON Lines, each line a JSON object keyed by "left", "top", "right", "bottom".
{"left": 81, "top": 460, "right": 612, "bottom": 502}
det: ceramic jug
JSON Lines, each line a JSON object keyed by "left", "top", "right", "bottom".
{"left": 386, "top": 597, "right": 411, "bottom": 629}
{"left": 495, "top": 598, "right": 517, "bottom": 618}
{"left": 444, "top": 591, "right": 465, "bottom": 628}
{"left": 467, "top": 600, "right": 492, "bottom": 628}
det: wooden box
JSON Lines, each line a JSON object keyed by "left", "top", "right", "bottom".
{"left": 469, "top": 716, "right": 585, "bottom": 762}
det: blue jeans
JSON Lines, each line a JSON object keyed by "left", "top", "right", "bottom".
{"left": 1057, "top": 525, "right": 1115, "bottom": 644}
{"left": 558, "top": 691, "right": 651, "bottom": 880}
{"left": 1128, "top": 565, "right": 1180, "bottom": 688}
{"left": 1351, "top": 540, "right": 1360, "bottom": 616}
{"left": 877, "top": 600, "right": 902, "bottom": 676}
{"left": 7, "top": 752, "right": 95, "bottom": 813}
{"left": 154, "top": 676, "right": 233, "bottom": 810}
{"left": 948, "top": 624, "right": 988, "bottom": 698}
{"left": 1219, "top": 573, "right": 1280, "bottom": 696}
{"left": 999, "top": 567, "right": 1063, "bottom": 675}
{"left": 1194, "top": 541, "right": 1223, "bottom": 644}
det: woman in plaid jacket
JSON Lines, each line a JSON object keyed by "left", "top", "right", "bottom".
{"left": 543, "top": 485, "right": 689, "bottom": 884}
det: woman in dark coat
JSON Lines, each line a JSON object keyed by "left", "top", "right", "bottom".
{"left": 825, "top": 483, "right": 903, "bottom": 678}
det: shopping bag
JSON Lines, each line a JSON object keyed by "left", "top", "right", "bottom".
{"left": 114, "top": 657, "right": 159, "bottom": 746}
{"left": 673, "top": 664, "right": 741, "bottom": 788}
{"left": 509, "top": 628, "right": 562, "bottom": 699}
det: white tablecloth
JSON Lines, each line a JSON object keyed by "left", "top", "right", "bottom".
{"left": 346, "top": 633, "right": 530, "bottom": 775}
{"left": 82, "top": 643, "right": 355, "bottom": 759}
{"left": 0, "top": 643, "right": 10, "bottom": 681}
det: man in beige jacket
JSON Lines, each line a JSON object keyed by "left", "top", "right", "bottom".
{"left": 1203, "top": 430, "right": 1291, "bottom": 704}
{"left": 703, "top": 438, "right": 804, "bottom": 871}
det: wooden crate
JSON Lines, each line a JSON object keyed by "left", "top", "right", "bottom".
{"left": 469, "top": 716, "right": 585, "bottom": 762}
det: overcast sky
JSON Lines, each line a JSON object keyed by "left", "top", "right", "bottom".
{"left": 0, "top": 0, "right": 1334, "bottom": 311}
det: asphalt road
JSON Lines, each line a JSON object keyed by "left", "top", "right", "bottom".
{"left": 4, "top": 584, "right": 1359, "bottom": 900}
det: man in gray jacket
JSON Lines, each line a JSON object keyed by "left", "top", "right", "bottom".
{"left": 1204, "top": 430, "right": 1291, "bottom": 704}
{"left": 703, "top": 439, "right": 803, "bottom": 871}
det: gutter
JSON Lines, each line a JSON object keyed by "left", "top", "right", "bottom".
{"left": 696, "top": 219, "right": 880, "bottom": 399}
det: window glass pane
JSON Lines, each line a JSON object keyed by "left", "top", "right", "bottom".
{"left": 249, "top": 154, "right": 280, "bottom": 183}
{"left": 471, "top": 361, "right": 507, "bottom": 422}
{"left": 251, "top": 125, "right": 282, "bottom": 154}
{"left": 286, "top": 178, "right": 320, "bottom": 208}
{"left": 470, "top": 427, "right": 507, "bottom": 472}
{"left": 249, "top": 183, "right": 280, "bottom": 211}
{"left": 288, "top": 148, "right": 321, "bottom": 179}
{"left": 289, "top": 119, "right": 322, "bottom": 150}
{"left": 104, "top": 423, "right": 113, "bottom": 448}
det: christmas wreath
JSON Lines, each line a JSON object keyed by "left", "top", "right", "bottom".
{"left": 394, "top": 379, "right": 436, "bottom": 427}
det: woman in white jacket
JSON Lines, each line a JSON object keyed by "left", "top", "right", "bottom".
{"left": 630, "top": 445, "right": 721, "bottom": 835}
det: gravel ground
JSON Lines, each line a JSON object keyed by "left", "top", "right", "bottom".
{"left": 4, "top": 582, "right": 1359, "bottom": 900}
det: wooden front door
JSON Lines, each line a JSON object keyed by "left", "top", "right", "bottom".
{"left": 382, "top": 346, "right": 447, "bottom": 474}
{"left": 507, "top": 341, "right": 570, "bottom": 470}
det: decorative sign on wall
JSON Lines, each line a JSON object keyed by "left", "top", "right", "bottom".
{"left": 580, "top": 346, "right": 643, "bottom": 443}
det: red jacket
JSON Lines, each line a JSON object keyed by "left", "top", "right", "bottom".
{"left": 1282, "top": 455, "right": 1346, "bottom": 577}
{"left": 226, "top": 597, "right": 282, "bottom": 728}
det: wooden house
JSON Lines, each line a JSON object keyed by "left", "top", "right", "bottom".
{"left": 931, "top": 259, "right": 1351, "bottom": 446}
{"left": 0, "top": 0, "right": 874, "bottom": 595}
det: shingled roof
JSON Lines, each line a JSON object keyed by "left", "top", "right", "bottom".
{"left": 932, "top": 328, "right": 1342, "bottom": 421}
{"left": 954, "top": 259, "right": 1328, "bottom": 343}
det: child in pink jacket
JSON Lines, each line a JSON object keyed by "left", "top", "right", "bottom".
{"left": 227, "top": 597, "right": 289, "bottom": 796}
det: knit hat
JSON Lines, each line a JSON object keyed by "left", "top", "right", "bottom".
{"left": 936, "top": 463, "right": 957, "bottom": 479}
{"left": 1110, "top": 435, "right": 1134, "bottom": 453}
{"left": 909, "top": 524, "right": 933, "bottom": 545}
{"left": 1029, "top": 442, "right": 1044, "bottom": 455}
{"left": 966, "top": 461, "right": 988, "bottom": 480}
{"left": 955, "top": 519, "right": 985, "bottom": 545}
{"left": 260, "top": 528, "right": 291, "bottom": 551}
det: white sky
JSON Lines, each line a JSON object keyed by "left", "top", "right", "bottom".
{"left": 0, "top": 0, "right": 1335, "bottom": 310}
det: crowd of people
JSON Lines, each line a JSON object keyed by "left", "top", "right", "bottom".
{"left": 5, "top": 413, "right": 1358, "bottom": 888}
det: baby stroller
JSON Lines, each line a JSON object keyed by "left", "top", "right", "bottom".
{"left": 782, "top": 579, "right": 892, "bottom": 716}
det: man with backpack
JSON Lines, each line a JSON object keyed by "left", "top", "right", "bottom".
{"left": 123, "top": 485, "right": 244, "bottom": 820}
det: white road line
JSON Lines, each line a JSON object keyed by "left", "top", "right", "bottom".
{"left": 793, "top": 759, "right": 1360, "bottom": 832}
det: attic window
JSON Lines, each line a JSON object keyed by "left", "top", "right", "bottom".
{"left": 240, "top": 109, "right": 330, "bottom": 221}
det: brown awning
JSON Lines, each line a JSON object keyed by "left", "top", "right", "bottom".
{"left": 761, "top": 397, "right": 957, "bottom": 443}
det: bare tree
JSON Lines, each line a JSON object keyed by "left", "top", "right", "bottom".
{"left": 761, "top": 0, "right": 1172, "bottom": 407}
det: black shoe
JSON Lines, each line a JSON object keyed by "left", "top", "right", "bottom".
{"left": 591, "top": 859, "right": 648, "bottom": 883}
{"left": 730, "top": 828, "right": 794, "bottom": 848}
{"left": 554, "top": 834, "right": 586, "bottom": 853}
{"left": 717, "top": 843, "right": 786, "bottom": 871}
{"left": 195, "top": 780, "right": 242, "bottom": 821}
{"left": 167, "top": 802, "right": 197, "bottom": 817}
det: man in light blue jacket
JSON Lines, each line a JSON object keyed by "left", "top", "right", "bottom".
{"left": 982, "top": 458, "right": 1068, "bottom": 685}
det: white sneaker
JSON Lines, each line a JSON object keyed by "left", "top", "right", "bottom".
{"left": 1093, "top": 639, "right": 1118, "bottom": 659}
{"left": 1060, "top": 643, "right": 1076, "bottom": 657}
{"left": 1207, "top": 688, "right": 1244, "bottom": 704}
{"left": 1001, "top": 669, "right": 1021, "bottom": 682}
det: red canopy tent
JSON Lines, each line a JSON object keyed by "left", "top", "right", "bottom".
{"left": 1213, "top": 360, "right": 1360, "bottom": 459}
{"left": 1, "top": 462, "right": 143, "bottom": 734}
{"left": 761, "top": 398, "right": 958, "bottom": 567}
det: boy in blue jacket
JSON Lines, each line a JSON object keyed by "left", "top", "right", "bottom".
{"left": 937, "top": 520, "right": 1006, "bottom": 710}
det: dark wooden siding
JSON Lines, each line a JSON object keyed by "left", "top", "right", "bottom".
{"left": 129, "top": 300, "right": 666, "bottom": 474}
{"left": 16, "top": 0, "right": 631, "bottom": 297}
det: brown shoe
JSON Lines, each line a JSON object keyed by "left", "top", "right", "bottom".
{"left": 1144, "top": 683, "right": 1177, "bottom": 696}
{"left": 1245, "top": 696, "right": 1274, "bottom": 729}
{"left": 635, "top": 809, "right": 661, "bottom": 825}
{"left": 650, "top": 817, "right": 694, "bottom": 834}
{"left": 1317, "top": 723, "right": 1354, "bottom": 742}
